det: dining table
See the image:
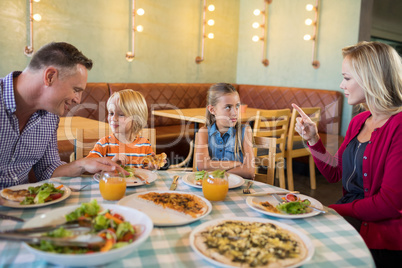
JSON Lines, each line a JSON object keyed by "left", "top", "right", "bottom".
{"left": 0, "top": 170, "right": 375, "bottom": 268}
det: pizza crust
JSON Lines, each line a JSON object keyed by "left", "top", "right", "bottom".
{"left": 194, "top": 220, "right": 308, "bottom": 268}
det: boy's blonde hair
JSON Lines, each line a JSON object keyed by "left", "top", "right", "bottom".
{"left": 342, "top": 41, "right": 402, "bottom": 115}
{"left": 107, "top": 89, "right": 148, "bottom": 138}
{"left": 206, "top": 83, "right": 243, "bottom": 161}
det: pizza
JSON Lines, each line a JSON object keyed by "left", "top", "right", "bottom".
{"left": 1, "top": 188, "right": 31, "bottom": 202}
{"left": 137, "top": 192, "right": 208, "bottom": 218}
{"left": 194, "top": 220, "right": 308, "bottom": 267}
{"left": 252, "top": 200, "right": 280, "bottom": 214}
{"left": 142, "top": 153, "right": 167, "bottom": 167}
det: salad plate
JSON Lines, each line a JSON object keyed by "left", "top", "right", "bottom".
{"left": 246, "top": 194, "right": 324, "bottom": 219}
{"left": 22, "top": 203, "right": 153, "bottom": 267}
{"left": 93, "top": 168, "right": 157, "bottom": 187}
{"left": 182, "top": 172, "right": 244, "bottom": 189}
{"left": 118, "top": 191, "right": 212, "bottom": 226}
{"left": 0, "top": 182, "right": 71, "bottom": 209}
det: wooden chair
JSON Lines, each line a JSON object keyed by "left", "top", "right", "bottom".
{"left": 72, "top": 128, "right": 156, "bottom": 160}
{"left": 253, "top": 136, "right": 276, "bottom": 185}
{"left": 286, "top": 107, "right": 321, "bottom": 191}
{"left": 252, "top": 109, "right": 291, "bottom": 189}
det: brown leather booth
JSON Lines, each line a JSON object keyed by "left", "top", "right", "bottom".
{"left": 59, "top": 83, "right": 343, "bottom": 165}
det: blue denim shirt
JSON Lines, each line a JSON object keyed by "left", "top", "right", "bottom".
{"left": 208, "top": 123, "right": 246, "bottom": 163}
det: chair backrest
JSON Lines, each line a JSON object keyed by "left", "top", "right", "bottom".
{"left": 253, "top": 136, "right": 277, "bottom": 185}
{"left": 287, "top": 107, "right": 321, "bottom": 151}
{"left": 74, "top": 128, "right": 156, "bottom": 160}
{"left": 252, "top": 109, "right": 291, "bottom": 157}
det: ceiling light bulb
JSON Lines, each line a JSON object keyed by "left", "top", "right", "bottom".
{"left": 137, "top": 8, "right": 145, "bottom": 16}
{"left": 207, "top": 19, "right": 215, "bottom": 26}
{"left": 208, "top": 5, "right": 215, "bottom": 12}
{"left": 207, "top": 33, "right": 214, "bottom": 39}
{"left": 305, "top": 18, "right": 313, "bottom": 26}
{"left": 126, "top": 52, "right": 134, "bottom": 62}
{"left": 306, "top": 4, "right": 314, "bottom": 11}
{"left": 253, "top": 9, "right": 261, "bottom": 16}
{"left": 136, "top": 25, "right": 144, "bottom": 32}
{"left": 252, "top": 35, "right": 260, "bottom": 42}
{"left": 33, "top": 14, "right": 42, "bottom": 21}
{"left": 303, "top": 34, "right": 312, "bottom": 41}
{"left": 252, "top": 22, "right": 260, "bottom": 29}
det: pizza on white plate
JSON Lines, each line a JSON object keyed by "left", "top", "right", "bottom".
{"left": 194, "top": 220, "right": 308, "bottom": 267}
{"left": 252, "top": 200, "right": 280, "bottom": 214}
{"left": 137, "top": 192, "right": 208, "bottom": 218}
{"left": 1, "top": 188, "right": 31, "bottom": 202}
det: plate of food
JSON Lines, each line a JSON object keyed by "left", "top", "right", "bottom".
{"left": 93, "top": 168, "right": 157, "bottom": 187}
{"left": 182, "top": 171, "right": 244, "bottom": 189}
{"left": 190, "top": 217, "right": 314, "bottom": 268}
{"left": 246, "top": 193, "right": 324, "bottom": 219}
{"left": 0, "top": 182, "right": 71, "bottom": 208}
{"left": 22, "top": 200, "right": 153, "bottom": 267}
{"left": 118, "top": 191, "right": 212, "bottom": 226}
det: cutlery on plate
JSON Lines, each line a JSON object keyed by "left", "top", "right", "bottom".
{"left": 0, "top": 213, "right": 25, "bottom": 222}
{"left": 271, "top": 193, "right": 327, "bottom": 214}
{"left": 0, "top": 233, "right": 105, "bottom": 247}
{"left": 1, "top": 219, "right": 92, "bottom": 234}
{"left": 242, "top": 181, "right": 253, "bottom": 194}
{"left": 245, "top": 191, "right": 299, "bottom": 196}
{"left": 170, "top": 175, "right": 179, "bottom": 190}
{"left": 69, "top": 185, "right": 89, "bottom": 192}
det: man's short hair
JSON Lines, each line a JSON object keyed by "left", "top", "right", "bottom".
{"left": 28, "top": 42, "right": 93, "bottom": 71}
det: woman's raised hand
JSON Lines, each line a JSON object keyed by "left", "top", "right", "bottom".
{"left": 292, "top": 103, "right": 320, "bottom": 145}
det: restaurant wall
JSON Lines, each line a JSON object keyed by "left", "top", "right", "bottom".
{"left": 0, "top": 0, "right": 240, "bottom": 83}
{"left": 236, "top": 0, "right": 362, "bottom": 136}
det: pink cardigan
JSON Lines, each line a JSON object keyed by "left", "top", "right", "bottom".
{"left": 309, "top": 111, "right": 402, "bottom": 250}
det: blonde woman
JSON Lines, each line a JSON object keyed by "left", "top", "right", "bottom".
{"left": 293, "top": 41, "right": 402, "bottom": 267}
{"left": 195, "top": 83, "right": 254, "bottom": 179}
{"left": 87, "top": 89, "right": 158, "bottom": 169}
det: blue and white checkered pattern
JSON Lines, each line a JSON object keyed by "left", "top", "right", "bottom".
{"left": 0, "top": 171, "right": 375, "bottom": 267}
{"left": 0, "top": 72, "right": 64, "bottom": 189}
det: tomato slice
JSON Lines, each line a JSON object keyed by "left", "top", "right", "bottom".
{"left": 112, "top": 213, "right": 125, "bottom": 221}
{"left": 44, "top": 193, "right": 63, "bottom": 202}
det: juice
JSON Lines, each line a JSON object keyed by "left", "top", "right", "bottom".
{"left": 99, "top": 177, "right": 127, "bottom": 201}
{"left": 202, "top": 177, "right": 229, "bottom": 201}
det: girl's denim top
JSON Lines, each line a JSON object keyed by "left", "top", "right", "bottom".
{"left": 207, "top": 123, "right": 246, "bottom": 163}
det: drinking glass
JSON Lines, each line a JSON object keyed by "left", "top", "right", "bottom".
{"left": 202, "top": 170, "right": 229, "bottom": 201}
{"left": 96, "top": 171, "right": 127, "bottom": 201}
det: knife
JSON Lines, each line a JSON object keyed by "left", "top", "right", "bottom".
{"left": 169, "top": 176, "right": 179, "bottom": 190}
{"left": 246, "top": 191, "right": 299, "bottom": 197}
{"left": 0, "top": 213, "right": 25, "bottom": 222}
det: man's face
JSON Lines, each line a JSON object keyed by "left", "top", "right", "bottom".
{"left": 44, "top": 64, "right": 88, "bottom": 116}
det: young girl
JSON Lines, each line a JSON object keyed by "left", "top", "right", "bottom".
{"left": 195, "top": 83, "right": 254, "bottom": 179}
{"left": 87, "top": 89, "right": 158, "bottom": 169}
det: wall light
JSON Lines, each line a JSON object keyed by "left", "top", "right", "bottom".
{"left": 126, "top": 0, "right": 144, "bottom": 62}
{"left": 251, "top": 0, "right": 272, "bottom": 67}
{"left": 304, "top": 0, "right": 321, "bottom": 68}
{"left": 196, "top": 0, "right": 215, "bottom": 64}
{"left": 24, "top": 0, "right": 41, "bottom": 57}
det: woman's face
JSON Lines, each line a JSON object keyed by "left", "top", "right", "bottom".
{"left": 340, "top": 56, "right": 366, "bottom": 106}
{"left": 208, "top": 93, "right": 240, "bottom": 132}
{"left": 107, "top": 97, "right": 132, "bottom": 138}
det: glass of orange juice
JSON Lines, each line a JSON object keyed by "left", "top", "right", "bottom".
{"left": 202, "top": 170, "right": 229, "bottom": 201}
{"left": 97, "top": 171, "right": 127, "bottom": 201}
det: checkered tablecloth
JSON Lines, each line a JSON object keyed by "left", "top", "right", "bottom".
{"left": 0, "top": 171, "right": 374, "bottom": 268}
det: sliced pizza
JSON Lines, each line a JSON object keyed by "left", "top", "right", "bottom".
{"left": 1, "top": 189, "right": 31, "bottom": 202}
{"left": 194, "top": 220, "right": 308, "bottom": 267}
{"left": 252, "top": 200, "right": 280, "bottom": 214}
{"left": 137, "top": 192, "right": 207, "bottom": 218}
{"left": 142, "top": 153, "right": 167, "bottom": 167}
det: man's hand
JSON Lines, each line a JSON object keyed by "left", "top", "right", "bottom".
{"left": 78, "top": 157, "right": 129, "bottom": 175}
{"left": 292, "top": 103, "right": 320, "bottom": 145}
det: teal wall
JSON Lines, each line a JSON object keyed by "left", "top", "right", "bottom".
{"left": 0, "top": 0, "right": 362, "bottom": 135}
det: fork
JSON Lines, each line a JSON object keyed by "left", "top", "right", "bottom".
{"left": 69, "top": 185, "right": 89, "bottom": 192}
{"left": 243, "top": 181, "right": 253, "bottom": 194}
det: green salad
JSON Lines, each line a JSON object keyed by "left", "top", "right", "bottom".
{"left": 20, "top": 183, "right": 64, "bottom": 205}
{"left": 209, "top": 170, "right": 226, "bottom": 179}
{"left": 277, "top": 199, "right": 311, "bottom": 214}
{"left": 31, "top": 200, "right": 138, "bottom": 254}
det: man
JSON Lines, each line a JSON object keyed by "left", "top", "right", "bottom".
{"left": 0, "top": 42, "right": 125, "bottom": 189}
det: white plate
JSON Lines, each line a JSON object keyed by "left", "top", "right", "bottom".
{"left": 22, "top": 204, "right": 153, "bottom": 267}
{"left": 93, "top": 169, "right": 157, "bottom": 187}
{"left": 118, "top": 190, "right": 212, "bottom": 226}
{"left": 182, "top": 172, "right": 244, "bottom": 189}
{"left": 246, "top": 194, "right": 324, "bottom": 219}
{"left": 189, "top": 217, "right": 314, "bottom": 268}
{"left": 0, "top": 182, "right": 71, "bottom": 208}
